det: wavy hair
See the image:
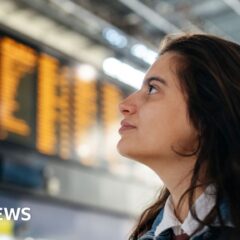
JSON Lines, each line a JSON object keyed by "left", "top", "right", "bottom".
{"left": 129, "top": 33, "right": 240, "bottom": 239}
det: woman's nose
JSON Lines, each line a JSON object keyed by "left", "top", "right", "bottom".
{"left": 119, "top": 95, "right": 137, "bottom": 115}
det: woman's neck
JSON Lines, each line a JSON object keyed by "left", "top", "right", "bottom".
{"left": 171, "top": 186, "right": 204, "bottom": 223}
{"left": 151, "top": 155, "right": 205, "bottom": 222}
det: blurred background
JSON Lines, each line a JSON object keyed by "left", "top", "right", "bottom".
{"left": 0, "top": 0, "right": 239, "bottom": 239}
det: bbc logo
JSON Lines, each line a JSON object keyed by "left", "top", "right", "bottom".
{"left": 0, "top": 208, "right": 31, "bottom": 221}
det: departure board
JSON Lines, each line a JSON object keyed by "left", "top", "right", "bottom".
{"left": 36, "top": 53, "right": 59, "bottom": 155}
{"left": 0, "top": 37, "right": 37, "bottom": 147}
{"left": 101, "top": 82, "right": 124, "bottom": 171}
{"left": 0, "top": 30, "right": 132, "bottom": 171}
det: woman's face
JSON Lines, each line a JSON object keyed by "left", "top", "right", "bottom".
{"left": 117, "top": 52, "right": 198, "bottom": 165}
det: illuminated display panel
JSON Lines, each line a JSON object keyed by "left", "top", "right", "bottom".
{"left": 0, "top": 29, "right": 134, "bottom": 174}
{"left": 73, "top": 76, "right": 98, "bottom": 166}
{"left": 101, "top": 82, "right": 123, "bottom": 169}
{"left": 0, "top": 37, "right": 37, "bottom": 146}
{"left": 58, "top": 66, "right": 72, "bottom": 160}
{"left": 36, "top": 54, "right": 59, "bottom": 155}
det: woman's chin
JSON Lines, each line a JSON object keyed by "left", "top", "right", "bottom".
{"left": 117, "top": 139, "right": 134, "bottom": 158}
{"left": 117, "top": 140, "right": 127, "bottom": 155}
{"left": 117, "top": 144, "right": 143, "bottom": 163}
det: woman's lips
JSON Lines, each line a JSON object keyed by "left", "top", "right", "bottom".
{"left": 119, "top": 120, "right": 137, "bottom": 134}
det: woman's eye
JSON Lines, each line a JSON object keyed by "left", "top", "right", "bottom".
{"left": 147, "top": 84, "right": 158, "bottom": 94}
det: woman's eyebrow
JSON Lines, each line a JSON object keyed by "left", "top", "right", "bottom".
{"left": 143, "top": 76, "right": 168, "bottom": 87}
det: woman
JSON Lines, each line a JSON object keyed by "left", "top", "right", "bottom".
{"left": 117, "top": 34, "right": 240, "bottom": 240}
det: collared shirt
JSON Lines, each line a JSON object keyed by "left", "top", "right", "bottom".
{"left": 154, "top": 185, "right": 216, "bottom": 238}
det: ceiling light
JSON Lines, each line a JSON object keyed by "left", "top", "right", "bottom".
{"left": 131, "top": 44, "right": 158, "bottom": 64}
{"left": 102, "top": 28, "right": 128, "bottom": 48}
{"left": 76, "top": 64, "right": 97, "bottom": 82}
{"left": 102, "top": 57, "right": 144, "bottom": 89}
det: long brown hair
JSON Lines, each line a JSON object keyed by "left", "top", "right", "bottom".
{"left": 129, "top": 33, "right": 240, "bottom": 239}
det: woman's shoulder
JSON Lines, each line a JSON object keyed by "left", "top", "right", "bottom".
{"left": 193, "top": 226, "right": 240, "bottom": 240}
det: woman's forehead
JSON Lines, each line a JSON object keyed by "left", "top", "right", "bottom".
{"left": 146, "top": 52, "right": 182, "bottom": 87}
